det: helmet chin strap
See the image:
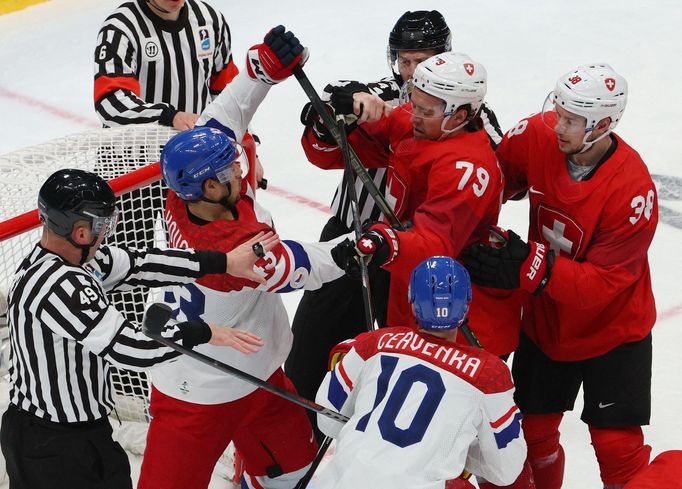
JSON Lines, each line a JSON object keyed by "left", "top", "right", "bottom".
{"left": 578, "top": 128, "right": 612, "bottom": 154}
{"left": 438, "top": 114, "right": 468, "bottom": 140}
{"left": 200, "top": 182, "right": 238, "bottom": 215}
{"left": 66, "top": 236, "right": 98, "bottom": 265}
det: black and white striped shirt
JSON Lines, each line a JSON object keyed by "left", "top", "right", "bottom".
{"left": 94, "top": 0, "right": 235, "bottom": 127}
{"left": 7, "top": 244, "right": 221, "bottom": 423}
{"left": 325, "top": 77, "right": 504, "bottom": 232}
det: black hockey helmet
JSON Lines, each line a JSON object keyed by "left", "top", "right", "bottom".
{"left": 389, "top": 10, "right": 451, "bottom": 52}
{"left": 38, "top": 169, "right": 118, "bottom": 239}
{"left": 387, "top": 10, "right": 452, "bottom": 84}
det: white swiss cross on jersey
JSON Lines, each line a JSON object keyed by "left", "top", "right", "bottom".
{"left": 536, "top": 205, "right": 584, "bottom": 259}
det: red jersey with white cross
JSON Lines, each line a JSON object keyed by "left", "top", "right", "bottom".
{"left": 497, "top": 112, "right": 658, "bottom": 361}
{"left": 302, "top": 105, "right": 522, "bottom": 356}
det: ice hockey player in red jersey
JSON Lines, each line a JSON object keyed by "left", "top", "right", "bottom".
{"left": 137, "top": 27, "right": 347, "bottom": 489}
{"left": 464, "top": 63, "right": 657, "bottom": 488}
{"left": 304, "top": 52, "right": 522, "bottom": 357}
{"left": 315, "top": 257, "right": 534, "bottom": 488}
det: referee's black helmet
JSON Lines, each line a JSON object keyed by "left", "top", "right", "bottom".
{"left": 38, "top": 169, "right": 117, "bottom": 238}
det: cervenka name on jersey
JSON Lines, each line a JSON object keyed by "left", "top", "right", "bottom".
{"left": 328, "top": 330, "right": 523, "bottom": 450}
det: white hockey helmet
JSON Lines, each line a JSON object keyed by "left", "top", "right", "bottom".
{"left": 551, "top": 63, "right": 627, "bottom": 132}
{"left": 411, "top": 52, "right": 487, "bottom": 118}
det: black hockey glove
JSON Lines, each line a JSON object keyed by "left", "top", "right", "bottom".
{"left": 327, "top": 81, "right": 371, "bottom": 118}
{"left": 300, "top": 102, "right": 336, "bottom": 145}
{"left": 331, "top": 238, "right": 363, "bottom": 279}
{"left": 462, "top": 228, "right": 554, "bottom": 295}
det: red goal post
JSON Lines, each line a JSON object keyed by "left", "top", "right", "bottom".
{"left": 0, "top": 124, "right": 177, "bottom": 423}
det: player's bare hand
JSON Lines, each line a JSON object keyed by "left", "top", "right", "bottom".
{"left": 172, "top": 111, "right": 200, "bottom": 130}
{"left": 208, "top": 324, "right": 264, "bottom": 353}
{"left": 353, "top": 92, "right": 392, "bottom": 124}
{"left": 226, "top": 231, "right": 280, "bottom": 284}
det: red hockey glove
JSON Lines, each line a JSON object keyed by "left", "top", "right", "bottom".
{"left": 246, "top": 25, "right": 309, "bottom": 85}
{"left": 463, "top": 229, "right": 554, "bottom": 295}
{"left": 356, "top": 222, "right": 399, "bottom": 267}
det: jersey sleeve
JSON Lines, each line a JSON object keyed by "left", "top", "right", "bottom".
{"left": 315, "top": 340, "right": 367, "bottom": 438}
{"left": 387, "top": 154, "right": 503, "bottom": 276}
{"left": 36, "top": 271, "right": 188, "bottom": 371}
{"left": 209, "top": 13, "right": 239, "bottom": 96}
{"left": 301, "top": 113, "right": 392, "bottom": 171}
{"left": 465, "top": 389, "right": 526, "bottom": 486}
{"left": 545, "top": 178, "right": 658, "bottom": 309}
{"left": 321, "top": 77, "right": 401, "bottom": 105}
{"left": 196, "top": 69, "right": 271, "bottom": 143}
{"left": 87, "top": 246, "right": 214, "bottom": 293}
{"left": 253, "top": 238, "right": 345, "bottom": 293}
{"left": 94, "top": 26, "right": 176, "bottom": 126}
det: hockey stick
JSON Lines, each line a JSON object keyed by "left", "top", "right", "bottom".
{"left": 337, "top": 118, "right": 375, "bottom": 333}
{"left": 290, "top": 120, "right": 380, "bottom": 489}
{"left": 142, "top": 303, "right": 349, "bottom": 424}
{"left": 292, "top": 65, "right": 404, "bottom": 231}
{"left": 293, "top": 435, "right": 333, "bottom": 489}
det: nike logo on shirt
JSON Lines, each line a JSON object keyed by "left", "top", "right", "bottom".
{"left": 529, "top": 186, "right": 544, "bottom": 195}
{"left": 598, "top": 402, "right": 616, "bottom": 409}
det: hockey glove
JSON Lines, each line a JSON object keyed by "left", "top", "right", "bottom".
{"left": 300, "top": 102, "right": 337, "bottom": 145}
{"left": 463, "top": 229, "right": 554, "bottom": 295}
{"left": 356, "top": 222, "right": 399, "bottom": 268}
{"left": 331, "top": 238, "right": 363, "bottom": 279}
{"left": 247, "top": 25, "right": 309, "bottom": 85}
{"left": 328, "top": 81, "right": 371, "bottom": 118}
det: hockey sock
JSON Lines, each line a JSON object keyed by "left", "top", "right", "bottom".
{"left": 523, "top": 413, "right": 565, "bottom": 489}
{"left": 478, "top": 460, "right": 536, "bottom": 489}
{"left": 588, "top": 425, "right": 651, "bottom": 486}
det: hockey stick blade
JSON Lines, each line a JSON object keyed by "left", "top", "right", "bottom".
{"left": 142, "top": 303, "right": 173, "bottom": 336}
{"left": 143, "top": 322, "right": 349, "bottom": 423}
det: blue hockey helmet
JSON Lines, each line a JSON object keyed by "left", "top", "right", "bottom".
{"left": 160, "top": 126, "right": 239, "bottom": 201}
{"left": 408, "top": 256, "right": 472, "bottom": 331}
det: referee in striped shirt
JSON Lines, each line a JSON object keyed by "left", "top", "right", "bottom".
{"left": 0, "top": 169, "right": 271, "bottom": 489}
{"left": 94, "top": 0, "right": 236, "bottom": 129}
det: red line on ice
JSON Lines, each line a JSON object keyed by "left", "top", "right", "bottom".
{"left": 658, "top": 304, "right": 682, "bottom": 323}
{"left": 0, "top": 86, "right": 100, "bottom": 129}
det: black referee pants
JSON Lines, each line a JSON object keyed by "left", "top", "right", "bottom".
{"left": 0, "top": 404, "right": 132, "bottom": 489}
{"left": 284, "top": 216, "right": 390, "bottom": 441}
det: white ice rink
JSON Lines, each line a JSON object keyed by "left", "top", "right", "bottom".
{"left": 1, "top": 0, "right": 681, "bottom": 487}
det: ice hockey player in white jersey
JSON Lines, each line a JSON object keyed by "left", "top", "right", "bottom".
{"left": 137, "top": 27, "right": 347, "bottom": 489}
{"left": 315, "top": 257, "right": 534, "bottom": 489}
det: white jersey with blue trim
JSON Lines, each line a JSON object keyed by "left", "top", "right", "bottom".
{"left": 315, "top": 327, "right": 526, "bottom": 488}
{"left": 152, "top": 236, "right": 345, "bottom": 403}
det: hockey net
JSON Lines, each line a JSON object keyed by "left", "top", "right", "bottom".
{"left": 0, "top": 125, "right": 237, "bottom": 481}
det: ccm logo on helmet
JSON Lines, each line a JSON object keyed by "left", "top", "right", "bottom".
{"left": 526, "top": 243, "right": 547, "bottom": 280}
